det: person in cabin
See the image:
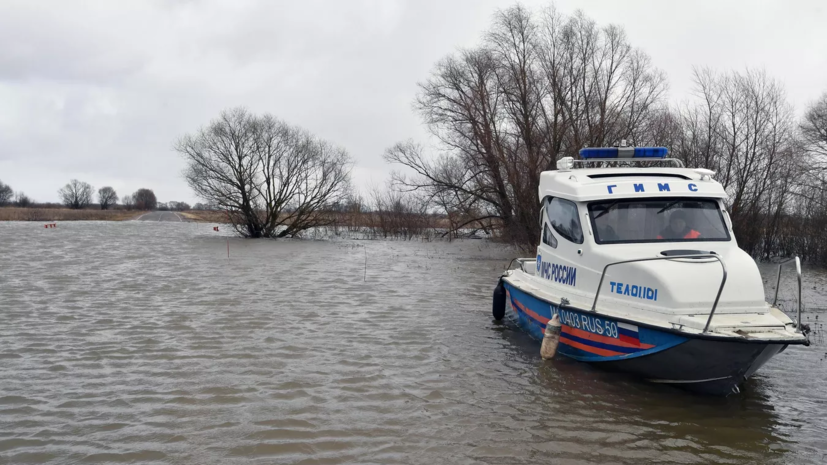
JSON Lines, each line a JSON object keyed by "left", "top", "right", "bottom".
{"left": 657, "top": 210, "right": 701, "bottom": 240}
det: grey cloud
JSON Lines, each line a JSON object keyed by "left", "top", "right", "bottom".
{"left": 0, "top": 3, "right": 149, "bottom": 83}
{"left": 0, "top": 0, "right": 825, "bottom": 205}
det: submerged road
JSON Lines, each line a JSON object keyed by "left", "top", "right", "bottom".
{"left": 133, "top": 211, "right": 188, "bottom": 222}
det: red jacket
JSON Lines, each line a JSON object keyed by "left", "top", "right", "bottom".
{"left": 657, "top": 229, "right": 700, "bottom": 240}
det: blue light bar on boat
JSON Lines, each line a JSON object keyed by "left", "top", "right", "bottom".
{"left": 579, "top": 147, "right": 669, "bottom": 159}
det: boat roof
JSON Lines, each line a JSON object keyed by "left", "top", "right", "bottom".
{"left": 538, "top": 165, "right": 728, "bottom": 202}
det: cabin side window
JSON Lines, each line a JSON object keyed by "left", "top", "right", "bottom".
{"left": 545, "top": 197, "right": 584, "bottom": 244}
{"left": 541, "top": 198, "right": 558, "bottom": 248}
{"left": 542, "top": 222, "right": 558, "bottom": 248}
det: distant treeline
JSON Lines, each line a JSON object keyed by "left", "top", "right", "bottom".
{"left": 0, "top": 179, "right": 202, "bottom": 213}
{"left": 381, "top": 4, "right": 827, "bottom": 264}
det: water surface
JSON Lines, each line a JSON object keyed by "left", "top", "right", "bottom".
{"left": 1, "top": 222, "right": 825, "bottom": 464}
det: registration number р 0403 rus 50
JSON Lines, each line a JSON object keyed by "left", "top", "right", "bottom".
{"left": 552, "top": 307, "right": 619, "bottom": 339}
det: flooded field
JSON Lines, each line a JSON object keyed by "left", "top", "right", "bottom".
{"left": 1, "top": 221, "right": 825, "bottom": 464}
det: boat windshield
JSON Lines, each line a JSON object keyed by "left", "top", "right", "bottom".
{"left": 588, "top": 198, "right": 730, "bottom": 244}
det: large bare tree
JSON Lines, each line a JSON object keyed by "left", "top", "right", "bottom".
{"left": 58, "top": 179, "right": 94, "bottom": 209}
{"left": 386, "top": 6, "right": 666, "bottom": 246}
{"left": 98, "top": 186, "right": 118, "bottom": 210}
{"left": 176, "top": 107, "right": 352, "bottom": 238}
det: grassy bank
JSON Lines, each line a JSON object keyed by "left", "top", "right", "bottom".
{"left": 0, "top": 208, "right": 138, "bottom": 221}
{"left": 0, "top": 208, "right": 234, "bottom": 223}
{"left": 179, "top": 210, "right": 229, "bottom": 223}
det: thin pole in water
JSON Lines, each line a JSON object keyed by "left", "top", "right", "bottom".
{"left": 364, "top": 247, "right": 367, "bottom": 282}
{"left": 224, "top": 209, "right": 232, "bottom": 260}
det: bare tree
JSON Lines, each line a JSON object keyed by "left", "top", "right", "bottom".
{"left": 368, "top": 183, "right": 433, "bottom": 239}
{"left": 385, "top": 6, "right": 666, "bottom": 246}
{"left": 58, "top": 179, "right": 94, "bottom": 209}
{"left": 536, "top": 8, "right": 668, "bottom": 151}
{"left": 788, "top": 92, "right": 827, "bottom": 262}
{"left": 98, "top": 186, "right": 118, "bottom": 210}
{"left": 133, "top": 189, "right": 157, "bottom": 211}
{"left": 122, "top": 193, "right": 135, "bottom": 210}
{"left": 0, "top": 180, "right": 13, "bottom": 206}
{"left": 801, "top": 93, "right": 827, "bottom": 158}
{"left": 14, "top": 192, "right": 32, "bottom": 208}
{"left": 176, "top": 107, "right": 352, "bottom": 238}
{"left": 664, "top": 69, "right": 801, "bottom": 257}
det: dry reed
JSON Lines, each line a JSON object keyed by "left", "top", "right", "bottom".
{"left": 0, "top": 208, "right": 137, "bottom": 221}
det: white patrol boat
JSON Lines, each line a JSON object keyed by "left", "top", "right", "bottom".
{"left": 492, "top": 145, "right": 809, "bottom": 396}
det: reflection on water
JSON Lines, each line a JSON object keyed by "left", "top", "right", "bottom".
{"left": 0, "top": 221, "right": 825, "bottom": 464}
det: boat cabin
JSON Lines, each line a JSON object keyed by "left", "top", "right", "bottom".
{"left": 531, "top": 147, "right": 773, "bottom": 333}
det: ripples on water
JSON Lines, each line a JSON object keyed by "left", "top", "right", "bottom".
{"left": 0, "top": 222, "right": 825, "bottom": 464}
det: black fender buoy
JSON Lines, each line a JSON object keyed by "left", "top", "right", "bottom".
{"left": 492, "top": 278, "right": 506, "bottom": 320}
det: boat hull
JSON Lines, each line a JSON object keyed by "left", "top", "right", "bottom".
{"left": 504, "top": 282, "right": 787, "bottom": 395}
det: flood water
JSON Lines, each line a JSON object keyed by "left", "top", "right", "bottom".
{"left": 1, "top": 221, "right": 825, "bottom": 464}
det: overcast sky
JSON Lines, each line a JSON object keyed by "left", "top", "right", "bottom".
{"left": 1, "top": 0, "right": 825, "bottom": 205}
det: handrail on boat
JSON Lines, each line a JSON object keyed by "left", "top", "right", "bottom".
{"left": 507, "top": 258, "right": 537, "bottom": 274}
{"left": 771, "top": 256, "right": 802, "bottom": 332}
{"left": 590, "top": 254, "right": 728, "bottom": 334}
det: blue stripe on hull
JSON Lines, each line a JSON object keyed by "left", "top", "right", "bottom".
{"left": 504, "top": 282, "right": 687, "bottom": 363}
